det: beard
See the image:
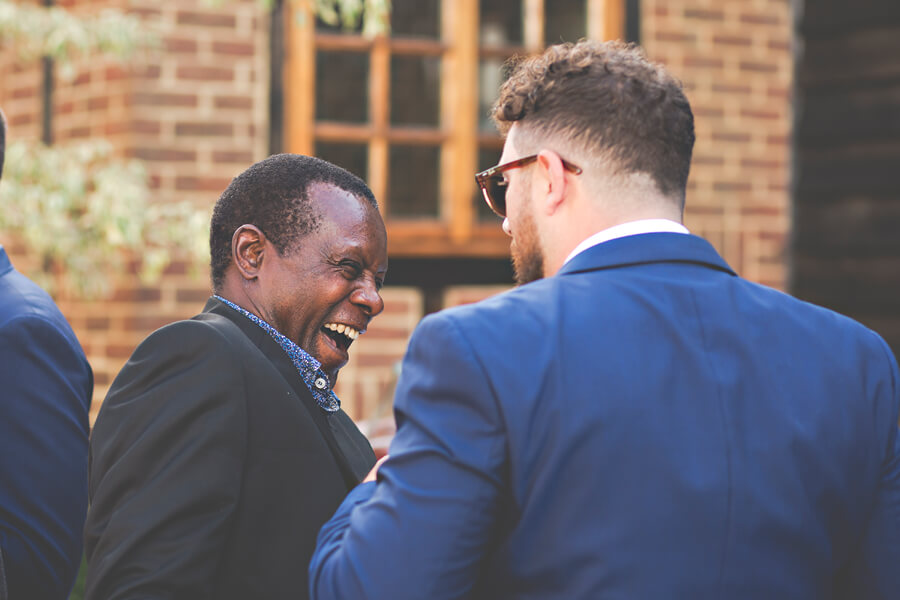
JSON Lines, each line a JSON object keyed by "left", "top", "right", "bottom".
{"left": 510, "top": 207, "right": 544, "bottom": 285}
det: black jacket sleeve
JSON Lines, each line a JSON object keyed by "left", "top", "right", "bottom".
{"left": 84, "top": 319, "right": 247, "bottom": 600}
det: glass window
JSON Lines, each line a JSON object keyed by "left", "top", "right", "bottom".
{"left": 389, "top": 145, "right": 440, "bottom": 218}
{"left": 391, "top": 55, "right": 441, "bottom": 127}
{"left": 480, "top": 0, "right": 523, "bottom": 46}
{"left": 315, "top": 52, "right": 369, "bottom": 123}
{"left": 315, "top": 142, "right": 369, "bottom": 181}
{"left": 392, "top": 0, "right": 441, "bottom": 38}
{"left": 545, "top": 0, "right": 587, "bottom": 45}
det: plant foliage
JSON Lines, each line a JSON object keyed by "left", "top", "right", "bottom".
{"left": 0, "top": 141, "right": 208, "bottom": 298}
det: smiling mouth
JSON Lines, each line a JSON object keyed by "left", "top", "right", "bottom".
{"left": 321, "top": 322, "right": 361, "bottom": 353}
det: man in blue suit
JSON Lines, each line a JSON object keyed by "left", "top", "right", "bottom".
{"left": 309, "top": 41, "right": 900, "bottom": 599}
{"left": 0, "top": 109, "right": 93, "bottom": 599}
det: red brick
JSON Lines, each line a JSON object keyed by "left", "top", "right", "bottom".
{"left": 133, "top": 120, "right": 162, "bottom": 135}
{"left": 88, "top": 96, "right": 109, "bottom": 111}
{"left": 132, "top": 147, "right": 198, "bottom": 162}
{"left": 175, "top": 176, "right": 233, "bottom": 191}
{"left": 68, "top": 126, "right": 91, "bottom": 139}
{"left": 694, "top": 106, "right": 725, "bottom": 118}
{"left": 132, "top": 92, "right": 198, "bottom": 107}
{"left": 213, "top": 150, "right": 254, "bottom": 163}
{"left": 713, "top": 34, "right": 752, "bottom": 47}
{"left": 712, "top": 131, "right": 752, "bottom": 143}
{"left": 684, "top": 8, "right": 724, "bottom": 21}
{"left": 693, "top": 155, "right": 726, "bottom": 166}
{"left": 712, "top": 82, "right": 752, "bottom": 95}
{"left": 166, "top": 37, "right": 199, "bottom": 54}
{"left": 175, "top": 122, "right": 234, "bottom": 137}
{"left": 685, "top": 55, "right": 724, "bottom": 69}
{"left": 105, "top": 66, "right": 127, "bottom": 81}
{"left": 740, "top": 107, "right": 781, "bottom": 120}
{"left": 123, "top": 315, "right": 173, "bottom": 332}
{"left": 714, "top": 181, "right": 753, "bottom": 192}
{"left": 740, "top": 60, "right": 778, "bottom": 74}
{"left": 176, "top": 289, "right": 211, "bottom": 303}
{"left": 740, "top": 13, "right": 781, "bottom": 26}
{"left": 176, "top": 66, "right": 234, "bottom": 82}
{"left": 106, "top": 343, "right": 137, "bottom": 359}
{"left": 176, "top": 11, "right": 236, "bottom": 28}
{"left": 214, "top": 95, "right": 253, "bottom": 110}
{"left": 741, "top": 158, "right": 785, "bottom": 170}
{"left": 140, "top": 64, "right": 162, "bottom": 79}
{"left": 12, "top": 86, "right": 38, "bottom": 99}
{"left": 656, "top": 30, "right": 697, "bottom": 44}
{"left": 212, "top": 41, "right": 255, "bottom": 56}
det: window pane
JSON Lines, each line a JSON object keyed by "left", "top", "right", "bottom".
{"left": 475, "top": 146, "right": 505, "bottom": 221}
{"left": 479, "top": 57, "right": 513, "bottom": 132}
{"left": 392, "top": 0, "right": 440, "bottom": 38}
{"left": 316, "top": 51, "right": 369, "bottom": 123}
{"left": 545, "top": 0, "right": 587, "bottom": 45}
{"left": 314, "top": 142, "right": 369, "bottom": 181}
{"left": 480, "top": 0, "right": 523, "bottom": 46}
{"left": 314, "top": 13, "right": 363, "bottom": 34}
{"left": 391, "top": 55, "right": 441, "bottom": 127}
{"left": 389, "top": 145, "right": 440, "bottom": 218}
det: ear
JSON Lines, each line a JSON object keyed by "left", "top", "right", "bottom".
{"left": 536, "top": 150, "right": 568, "bottom": 216}
{"left": 231, "top": 224, "right": 267, "bottom": 281}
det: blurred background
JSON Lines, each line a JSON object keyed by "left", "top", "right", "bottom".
{"left": 1, "top": 0, "right": 899, "bottom": 433}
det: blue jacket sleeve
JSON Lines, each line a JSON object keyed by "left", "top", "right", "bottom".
{"left": 310, "top": 311, "right": 507, "bottom": 600}
{"left": 0, "top": 314, "right": 92, "bottom": 600}
{"left": 838, "top": 337, "right": 900, "bottom": 599}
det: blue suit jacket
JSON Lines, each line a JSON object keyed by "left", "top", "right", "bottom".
{"left": 0, "top": 247, "right": 92, "bottom": 600}
{"left": 310, "top": 233, "right": 900, "bottom": 599}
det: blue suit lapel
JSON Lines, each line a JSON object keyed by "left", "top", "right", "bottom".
{"left": 557, "top": 232, "right": 737, "bottom": 278}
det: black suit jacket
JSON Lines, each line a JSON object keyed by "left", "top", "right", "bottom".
{"left": 84, "top": 298, "right": 375, "bottom": 600}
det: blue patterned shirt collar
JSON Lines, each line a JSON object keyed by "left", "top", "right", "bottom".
{"left": 213, "top": 295, "right": 340, "bottom": 413}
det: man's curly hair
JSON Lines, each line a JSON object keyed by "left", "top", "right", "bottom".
{"left": 209, "top": 153, "right": 377, "bottom": 292}
{"left": 492, "top": 40, "right": 695, "bottom": 202}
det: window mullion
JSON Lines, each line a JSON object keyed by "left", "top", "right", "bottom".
{"left": 524, "top": 0, "right": 546, "bottom": 51}
{"left": 369, "top": 36, "right": 391, "bottom": 217}
{"left": 285, "top": 1, "right": 315, "bottom": 155}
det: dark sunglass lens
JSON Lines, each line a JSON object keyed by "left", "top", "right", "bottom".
{"left": 488, "top": 176, "right": 507, "bottom": 217}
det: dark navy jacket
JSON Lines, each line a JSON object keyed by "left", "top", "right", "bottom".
{"left": 311, "top": 233, "right": 900, "bottom": 600}
{"left": 0, "top": 246, "right": 92, "bottom": 600}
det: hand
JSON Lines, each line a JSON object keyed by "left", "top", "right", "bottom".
{"left": 363, "top": 454, "right": 389, "bottom": 483}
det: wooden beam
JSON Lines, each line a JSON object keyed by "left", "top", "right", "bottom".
{"left": 588, "top": 0, "right": 626, "bottom": 41}
{"left": 441, "top": 0, "right": 478, "bottom": 243}
{"left": 284, "top": 0, "right": 315, "bottom": 155}
{"left": 369, "top": 35, "right": 390, "bottom": 216}
{"left": 524, "top": 0, "right": 545, "bottom": 51}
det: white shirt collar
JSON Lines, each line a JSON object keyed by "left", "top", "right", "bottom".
{"left": 563, "top": 219, "right": 690, "bottom": 266}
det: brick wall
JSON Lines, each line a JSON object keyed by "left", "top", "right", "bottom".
{"left": 643, "top": 0, "right": 793, "bottom": 289}
{"left": 0, "top": 0, "right": 795, "bottom": 424}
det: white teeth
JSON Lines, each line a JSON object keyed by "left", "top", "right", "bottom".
{"left": 324, "top": 323, "right": 360, "bottom": 341}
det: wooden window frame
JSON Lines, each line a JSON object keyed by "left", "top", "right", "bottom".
{"left": 285, "top": 0, "right": 624, "bottom": 258}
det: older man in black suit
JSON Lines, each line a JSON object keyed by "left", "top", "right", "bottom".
{"left": 84, "top": 154, "right": 387, "bottom": 600}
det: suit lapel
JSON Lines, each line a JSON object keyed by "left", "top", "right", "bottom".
{"left": 558, "top": 232, "right": 737, "bottom": 278}
{"left": 203, "top": 298, "right": 361, "bottom": 491}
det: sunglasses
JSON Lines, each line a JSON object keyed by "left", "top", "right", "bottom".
{"left": 475, "top": 154, "right": 583, "bottom": 218}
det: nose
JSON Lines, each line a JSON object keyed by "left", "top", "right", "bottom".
{"left": 351, "top": 278, "right": 385, "bottom": 317}
{"left": 502, "top": 217, "right": 512, "bottom": 237}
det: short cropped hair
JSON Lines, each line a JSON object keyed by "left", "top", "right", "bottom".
{"left": 209, "top": 153, "right": 377, "bottom": 291}
{"left": 492, "top": 40, "right": 695, "bottom": 203}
